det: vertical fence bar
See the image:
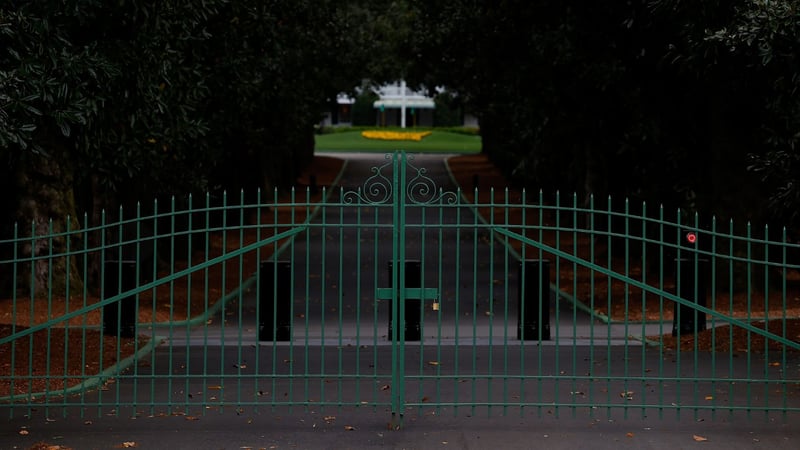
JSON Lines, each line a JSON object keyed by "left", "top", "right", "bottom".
{"left": 418, "top": 202, "right": 427, "bottom": 415}
{"left": 201, "top": 194, "right": 210, "bottom": 415}
{"left": 571, "top": 193, "right": 578, "bottom": 417}
{"left": 487, "top": 187, "right": 496, "bottom": 416}
{"left": 657, "top": 204, "right": 665, "bottom": 419}
{"left": 691, "top": 212, "right": 700, "bottom": 421}
{"left": 502, "top": 188, "right": 510, "bottom": 417}
{"left": 371, "top": 190, "right": 379, "bottom": 408}
{"left": 639, "top": 200, "right": 648, "bottom": 419}
{"left": 354, "top": 187, "right": 362, "bottom": 405}
{"left": 218, "top": 191, "right": 228, "bottom": 411}
{"left": 9, "top": 223, "right": 19, "bottom": 417}
{"left": 453, "top": 183, "right": 462, "bottom": 417}
{"left": 746, "top": 222, "right": 753, "bottom": 419}
{"left": 554, "top": 191, "right": 562, "bottom": 417}
{"left": 623, "top": 198, "right": 630, "bottom": 419}
{"left": 305, "top": 186, "right": 313, "bottom": 409}
{"left": 254, "top": 189, "right": 262, "bottom": 410}
{"left": 588, "top": 195, "right": 596, "bottom": 418}
{"left": 709, "top": 215, "right": 718, "bottom": 420}
{"left": 133, "top": 201, "right": 142, "bottom": 415}
{"left": 320, "top": 186, "right": 328, "bottom": 409}
{"left": 167, "top": 197, "right": 176, "bottom": 414}
{"left": 338, "top": 187, "right": 345, "bottom": 408}
{"left": 62, "top": 217, "right": 71, "bottom": 408}
{"left": 45, "top": 219, "right": 53, "bottom": 414}
{"left": 762, "top": 224, "right": 770, "bottom": 417}
{"left": 674, "top": 207, "right": 682, "bottom": 419}
{"left": 781, "top": 227, "right": 789, "bottom": 416}
{"left": 435, "top": 187, "right": 445, "bottom": 415}
{"left": 237, "top": 190, "right": 245, "bottom": 409}
{"left": 605, "top": 196, "right": 613, "bottom": 418}
{"left": 288, "top": 187, "right": 297, "bottom": 410}
{"left": 727, "top": 219, "right": 735, "bottom": 413}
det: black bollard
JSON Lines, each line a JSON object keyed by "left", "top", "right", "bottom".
{"left": 518, "top": 260, "right": 551, "bottom": 341}
{"left": 672, "top": 258, "right": 708, "bottom": 336}
{"left": 387, "top": 260, "right": 422, "bottom": 342}
{"left": 103, "top": 260, "right": 138, "bottom": 338}
{"left": 259, "top": 261, "right": 292, "bottom": 341}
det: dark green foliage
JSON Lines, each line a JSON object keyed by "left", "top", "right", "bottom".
{"left": 3, "top": 0, "right": 799, "bottom": 235}
{"left": 405, "top": 0, "right": 800, "bottom": 230}
{"left": 1, "top": 0, "right": 388, "bottom": 217}
{"left": 433, "top": 91, "right": 462, "bottom": 127}
{"left": 352, "top": 90, "right": 379, "bottom": 126}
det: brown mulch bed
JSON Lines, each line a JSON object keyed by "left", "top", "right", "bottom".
{"left": 652, "top": 318, "right": 800, "bottom": 353}
{"left": 0, "top": 325, "right": 148, "bottom": 398}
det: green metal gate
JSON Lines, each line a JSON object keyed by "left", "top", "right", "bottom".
{"left": 1, "top": 152, "right": 799, "bottom": 424}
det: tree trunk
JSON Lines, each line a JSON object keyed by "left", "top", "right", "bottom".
{"left": 13, "top": 148, "right": 83, "bottom": 298}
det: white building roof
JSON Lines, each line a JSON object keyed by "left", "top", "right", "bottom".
{"left": 373, "top": 81, "right": 435, "bottom": 110}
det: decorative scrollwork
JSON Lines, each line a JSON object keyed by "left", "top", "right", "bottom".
{"left": 405, "top": 154, "right": 459, "bottom": 205}
{"left": 341, "top": 153, "right": 460, "bottom": 205}
{"left": 342, "top": 154, "right": 394, "bottom": 205}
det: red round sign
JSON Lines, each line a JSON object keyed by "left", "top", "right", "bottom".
{"left": 686, "top": 232, "right": 697, "bottom": 244}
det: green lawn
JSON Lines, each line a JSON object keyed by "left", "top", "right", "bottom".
{"left": 314, "top": 130, "right": 481, "bottom": 153}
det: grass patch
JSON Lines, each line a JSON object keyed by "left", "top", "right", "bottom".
{"left": 315, "top": 129, "right": 481, "bottom": 153}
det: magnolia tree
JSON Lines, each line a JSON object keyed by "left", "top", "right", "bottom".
{"left": 0, "top": 0, "right": 390, "bottom": 295}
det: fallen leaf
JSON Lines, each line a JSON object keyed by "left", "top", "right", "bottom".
{"left": 324, "top": 416, "right": 336, "bottom": 423}
{"left": 185, "top": 416, "right": 199, "bottom": 421}
{"left": 705, "top": 396, "right": 713, "bottom": 400}
{"left": 693, "top": 435, "right": 708, "bottom": 442}
{"left": 344, "top": 425, "right": 356, "bottom": 431}
{"left": 121, "top": 442, "right": 137, "bottom": 448}
{"left": 421, "top": 396, "right": 430, "bottom": 402}
{"left": 626, "top": 432, "right": 634, "bottom": 438}
{"left": 208, "top": 385, "right": 222, "bottom": 390}
{"left": 428, "top": 361, "right": 439, "bottom": 366}
{"left": 381, "top": 385, "right": 390, "bottom": 391}
{"left": 18, "top": 429, "right": 29, "bottom": 435}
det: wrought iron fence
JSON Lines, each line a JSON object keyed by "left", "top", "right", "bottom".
{"left": 0, "top": 153, "right": 798, "bottom": 425}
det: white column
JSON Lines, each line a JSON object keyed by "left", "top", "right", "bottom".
{"left": 400, "top": 80, "right": 407, "bottom": 129}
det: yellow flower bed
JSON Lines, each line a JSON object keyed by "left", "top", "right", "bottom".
{"left": 361, "top": 130, "right": 432, "bottom": 141}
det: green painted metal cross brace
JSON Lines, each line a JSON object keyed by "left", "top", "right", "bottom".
{"left": 375, "top": 287, "right": 439, "bottom": 304}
